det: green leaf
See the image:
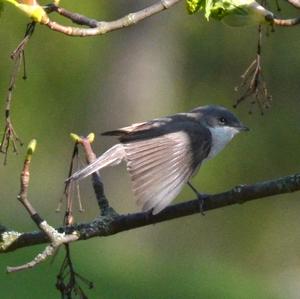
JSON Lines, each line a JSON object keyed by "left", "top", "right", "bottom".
{"left": 187, "top": 0, "right": 274, "bottom": 26}
{"left": 186, "top": 0, "right": 202, "bottom": 14}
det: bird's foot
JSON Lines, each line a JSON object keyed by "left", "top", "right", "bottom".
{"left": 187, "top": 182, "right": 208, "bottom": 216}
{"left": 197, "top": 193, "right": 209, "bottom": 216}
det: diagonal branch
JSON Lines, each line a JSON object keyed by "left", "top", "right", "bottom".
{"left": 76, "top": 134, "right": 112, "bottom": 215}
{"left": 44, "top": 0, "right": 182, "bottom": 36}
{"left": 67, "top": 133, "right": 115, "bottom": 216}
{"left": 5, "top": 140, "right": 79, "bottom": 273}
{"left": 1, "top": 172, "right": 300, "bottom": 253}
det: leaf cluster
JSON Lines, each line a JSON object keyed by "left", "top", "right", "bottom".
{"left": 186, "top": 0, "right": 273, "bottom": 26}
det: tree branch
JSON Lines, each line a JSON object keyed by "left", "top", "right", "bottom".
{"left": 273, "top": 17, "right": 300, "bottom": 26}
{"left": 45, "top": 0, "right": 182, "bottom": 36}
{"left": 4, "top": 140, "right": 79, "bottom": 273}
{"left": 2, "top": 172, "right": 300, "bottom": 253}
{"left": 79, "top": 136, "right": 112, "bottom": 215}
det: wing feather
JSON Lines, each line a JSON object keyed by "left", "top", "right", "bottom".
{"left": 132, "top": 153, "right": 189, "bottom": 188}
{"left": 138, "top": 164, "right": 192, "bottom": 213}
{"left": 124, "top": 131, "right": 195, "bottom": 214}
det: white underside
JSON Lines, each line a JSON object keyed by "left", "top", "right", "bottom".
{"left": 204, "top": 126, "right": 240, "bottom": 161}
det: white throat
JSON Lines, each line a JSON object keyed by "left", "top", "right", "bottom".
{"left": 205, "top": 126, "right": 239, "bottom": 160}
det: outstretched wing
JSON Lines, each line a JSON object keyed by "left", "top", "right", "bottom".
{"left": 124, "top": 131, "right": 195, "bottom": 214}
{"left": 103, "top": 115, "right": 212, "bottom": 214}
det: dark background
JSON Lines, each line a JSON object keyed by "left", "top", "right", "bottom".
{"left": 1, "top": 1, "right": 300, "bottom": 298}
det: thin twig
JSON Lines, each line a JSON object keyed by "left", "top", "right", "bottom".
{"left": 234, "top": 25, "right": 272, "bottom": 114}
{"left": 67, "top": 134, "right": 114, "bottom": 215}
{"left": 56, "top": 244, "right": 93, "bottom": 297}
{"left": 0, "top": 23, "right": 35, "bottom": 164}
{"left": 6, "top": 140, "right": 79, "bottom": 273}
{"left": 56, "top": 150, "right": 93, "bottom": 297}
{"left": 79, "top": 137, "right": 113, "bottom": 215}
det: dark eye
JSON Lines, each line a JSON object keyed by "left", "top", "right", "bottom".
{"left": 218, "top": 117, "right": 227, "bottom": 125}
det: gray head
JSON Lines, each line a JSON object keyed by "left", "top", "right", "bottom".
{"left": 190, "top": 105, "right": 248, "bottom": 131}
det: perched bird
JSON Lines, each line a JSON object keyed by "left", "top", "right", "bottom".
{"left": 69, "top": 105, "right": 248, "bottom": 214}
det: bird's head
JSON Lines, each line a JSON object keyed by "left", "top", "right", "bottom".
{"left": 191, "top": 105, "right": 249, "bottom": 134}
{"left": 191, "top": 105, "right": 249, "bottom": 159}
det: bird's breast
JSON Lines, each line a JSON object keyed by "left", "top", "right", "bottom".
{"left": 205, "top": 126, "right": 239, "bottom": 161}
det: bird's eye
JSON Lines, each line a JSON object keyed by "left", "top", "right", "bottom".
{"left": 219, "top": 117, "right": 226, "bottom": 125}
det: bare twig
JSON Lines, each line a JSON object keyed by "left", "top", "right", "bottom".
{"left": 0, "top": 56, "right": 23, "bottom": 164}
{"left": 56, "top": 150, "right": 93, "bottom": 298}
{"left": 80, "top": 135, "right": 113, "bottom": 215}
{"left": 56, "top": 245, "right": 93, "bottom": 297}
{"left": 68, "top": 133, "right": 113, "bottom": 216}
{"left": 234, "top": 14, "right": 300, "bottom": 112}
{"left": 0, "top": 22, "right": 35, "bottom": 164}
{"left": 6, "top": 224, "right": 78, "bottom": 273}
{"left": 234, "top": 25, "right": 272, "bottom": 114}
{"left": 6, "top": 140, "right": 79, "bottom": 273}
{"left": 44, "top": 0, "right": 182, "bottom": 36}
{"left": 2, "top": 171, "right": 300, "bottom": 254}
{"left": 57, "top": 141, "right": 85, "bottom": 217}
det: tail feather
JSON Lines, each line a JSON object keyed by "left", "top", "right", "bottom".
{"left": 68, "top": 144, "right": 125, "bottom": 181}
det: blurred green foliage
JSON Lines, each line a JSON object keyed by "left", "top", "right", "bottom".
{"left": 186, "top": 0, "right": 273, "bottom": 26}
{"left": 1, "top": 1, "right": 300, "bottom": 298}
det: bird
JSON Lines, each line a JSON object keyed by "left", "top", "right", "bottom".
{"left": 68, "top": 105, "right": 249, "bottom": 215}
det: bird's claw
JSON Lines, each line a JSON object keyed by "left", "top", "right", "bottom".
{"left": 197, "top": 193, "right": 208, "bottom": 216}
{"left": 187, "top": 181, "right": 208, "bottom": 216}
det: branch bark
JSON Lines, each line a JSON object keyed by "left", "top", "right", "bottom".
{"left": 44, "top": 0, "right": 300, "bottom": 35}
{"left": 4, "top": 140, "right": 79, "bottom": 273}
{"left": 45, "top": 0, "right": 182, "bottom": 36}
{"left": 2, "top": 172, "right": 300, "bottom": 253}
{"left": 273, "top": 17, "right": 300, "bottom": 26}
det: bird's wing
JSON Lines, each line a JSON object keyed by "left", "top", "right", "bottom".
{"left": 102, "top": 121, "right": 153, "bottom": 136}
{"left": 123, "top": 128, "right": 211, "bottom": 214}
{"left": 102, "top": 115, "right": 211, "bottom": 214}
{"left": 101, "top": 117, "right": 172, "bottom": 141}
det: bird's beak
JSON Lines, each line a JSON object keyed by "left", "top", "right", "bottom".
{"left": 237, "top": 124, "right": 250, "bottom": 132}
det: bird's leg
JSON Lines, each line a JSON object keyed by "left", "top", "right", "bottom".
{"left": 187, "top": 181, "right": 208, "bottom": 216}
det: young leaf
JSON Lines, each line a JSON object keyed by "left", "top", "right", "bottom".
{"left": 186, "top": 0, "right": 202, "bottom": 14}
{"left": 4, "top": 0, "right": 48, "bottom": 23}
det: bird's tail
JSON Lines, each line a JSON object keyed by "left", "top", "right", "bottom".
{"left": 67, "top": 144, "right": 125, "bottom": 181}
